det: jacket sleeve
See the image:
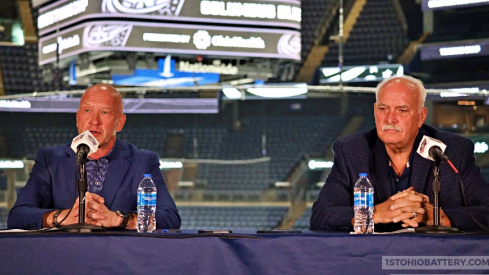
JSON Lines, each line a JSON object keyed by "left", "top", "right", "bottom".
{"left": 442, "top": 140, "right": 489, "bottom": 232}
{"left": 310, "top": 140, "right": 354, "bottom": 232}
{"left": 8, "top": 148, "right": 56, "bottom": 229}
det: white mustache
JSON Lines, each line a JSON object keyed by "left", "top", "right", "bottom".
{"left": 382, "top": 124, "right": 402, "bottom": 132}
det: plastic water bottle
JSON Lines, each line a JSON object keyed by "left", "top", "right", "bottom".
{"left": 354, "top": 173, "right": 374, "bottom": 234}
{"left": 137, "top": 174, "right": 157, "bottom": 233}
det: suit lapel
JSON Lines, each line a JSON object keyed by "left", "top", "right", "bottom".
{"left": 410, "top": 154, "right": 433, "bottom": 194}
{"left": 101, "top": 140, "right": 131, "bottom": 208}
{"left": 372, "top": 138, "right": 394, "bottom": 202}
{"left": 410, "top": 127, "right": 434, "bottom": 195}
{"left": 63, "top": 146, "right": 77, "bottom": 203}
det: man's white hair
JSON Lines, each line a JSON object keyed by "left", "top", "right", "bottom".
{"left": 375, "top": 75, "right": 427, "bottom": 111}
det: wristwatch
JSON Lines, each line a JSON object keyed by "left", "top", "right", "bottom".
{"left": 116, "top": 209, "right": 130, "bottom": 229}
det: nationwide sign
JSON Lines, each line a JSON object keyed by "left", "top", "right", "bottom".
{"left": 178, "top": 60, "right": 239, "bottom": 75}
{"left": 37, "top": 0, "right": 301, "bottom": 36}
{"left": 38, "top": 21, "right": 301, "bottom": 65}
{"left": 420, "top": 41, "right": 489, "bottom": 60}
{"left": 111, "top": 56, "right": 221, "bottom": 87}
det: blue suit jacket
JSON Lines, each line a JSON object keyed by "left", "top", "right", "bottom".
{"left": 310, "top": 125, "right": 489, "bottom": 232}
{"left": 8, "top": 139, "right": 181, "bottom": 230}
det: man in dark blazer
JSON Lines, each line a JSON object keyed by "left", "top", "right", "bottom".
{"left": 8, "top": 84, "right": 180, "bottom": 230}
{"left": 310, "top": 76, "right": 489, "bottom": 232}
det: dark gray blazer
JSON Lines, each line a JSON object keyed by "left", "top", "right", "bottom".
{"left": 310, "top": 124, "right": 489, "bottom": 232}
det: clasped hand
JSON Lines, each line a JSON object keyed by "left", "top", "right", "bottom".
{"left": 58, "top": 192, "right": 120, "bottom": 228}
{"left": 374, "top": 187, "right": 431, "bottom": 228}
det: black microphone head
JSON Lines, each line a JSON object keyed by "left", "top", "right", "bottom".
{"left": 77, "top": 143, "right": 90, "bottom": 152}
{"left": 76, "top": 144, "right": 90, "bottom": 166}
{"left": 428, "top": 146, "right": 449, "bottom": 164}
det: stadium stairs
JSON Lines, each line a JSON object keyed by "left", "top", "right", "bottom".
{"left": 18, "top": 0, "right": 37, "bottom": 43}
{"left": 397, "top": 32, "right": 431, "bottom": 65}
{"left": 296, "top": 0, "right": 363, "bottom": 83}
{"left": 322, "top": 0, "right": 410, "bottom": 66}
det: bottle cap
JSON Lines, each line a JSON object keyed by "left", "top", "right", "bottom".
{"left": 144, "top": 174, "right": 152, "bottom": 178}
{"left": 359, "top": 173, "right": 367, "bottom": 177}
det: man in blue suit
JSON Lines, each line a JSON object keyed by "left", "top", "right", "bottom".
{"left": 310, "top": 75, "right": 489, "bottom": 232}
{"left": 8, "top": 84, "right": 181, "bottom": 230}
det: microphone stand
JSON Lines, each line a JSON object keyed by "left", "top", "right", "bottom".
{"left": 61, "top": 155, "right": 105, "bottom": 233}
{"left": 416, "top": 161, "right": 460, "bottom": 234}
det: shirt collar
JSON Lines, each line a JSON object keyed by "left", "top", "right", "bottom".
{"left": 388, "top": 158, "right": 411, "bottom": 169}
{"left": 88, "top": 140, "right": 116, "bottom": 162}
{"left": 387, "top": 147, "right": 416, "bottom": 176}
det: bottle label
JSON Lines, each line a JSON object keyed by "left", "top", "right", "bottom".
{"left": 367, "top": 191, "right": 374, "bottom": 207}
{"left": 138, "top": 193, "right": 157, "bottom": 207}
{"left": 353, "top": 191, "right": 366, "bottom": 207}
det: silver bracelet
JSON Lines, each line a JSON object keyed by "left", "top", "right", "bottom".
{"left": 52, "top": 209, "right": 62, "bottom": 228}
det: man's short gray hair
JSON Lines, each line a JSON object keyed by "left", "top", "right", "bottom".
{"left": 375, "top": 75, "right": 427, "bottom": 111}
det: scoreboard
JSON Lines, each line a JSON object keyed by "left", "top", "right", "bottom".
{"left": 37, "top": 0, "right": 301, "bottom": 66}
{"left": 39, "top": 21, "right": 301, "bottom": 65}
{"left": 38, "top": 0, "right": 301, "bottom": 35}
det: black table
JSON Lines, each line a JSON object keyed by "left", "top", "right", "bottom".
{"left": 1, "top": 230, "right": 488, "bottom": 274}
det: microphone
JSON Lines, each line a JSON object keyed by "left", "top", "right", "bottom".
{"left": 416, "top": 135, "right": 447, "bottom": 163}
{"left": 414, "top": 137, "right": 461, "bottom": 234}
{"left": 71, "top": 130, "right": 99, "bottom": 165}
{"left": 428, "top": 146, "right": 449, "bottom": 164}
{"left": 61, "top": 130, "right": 105, "bottom": 233}
{"left": 417, "top": 135, "right": 458, "bottom": 173}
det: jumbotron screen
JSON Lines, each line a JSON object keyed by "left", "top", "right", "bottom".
{"left": 37, "top": 0, "right": 301, "bottom": 65}
{"left": 38, "top": 0, "right": 301, "bottom": 35}
{"left": 39, "top": 21, "right": 301, "bottom": 65}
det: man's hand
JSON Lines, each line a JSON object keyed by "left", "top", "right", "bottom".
{"left": 389, "top": 187, "right": 430, "bottom": 227}
{"left": 42, "top": 197, "right": 82, "bottom": 228}
{"left": 85, "top": 192, "right": 122, "bottom": 228}
{"left": 373, "top": 187, "right": 429, "bottom": 227}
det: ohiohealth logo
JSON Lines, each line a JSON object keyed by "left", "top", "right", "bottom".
{"left": 102, "top": 0, "right": 185, "bottom": 15}
{"left": 193, "top": 30, "right": 212, "bottom": 50}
